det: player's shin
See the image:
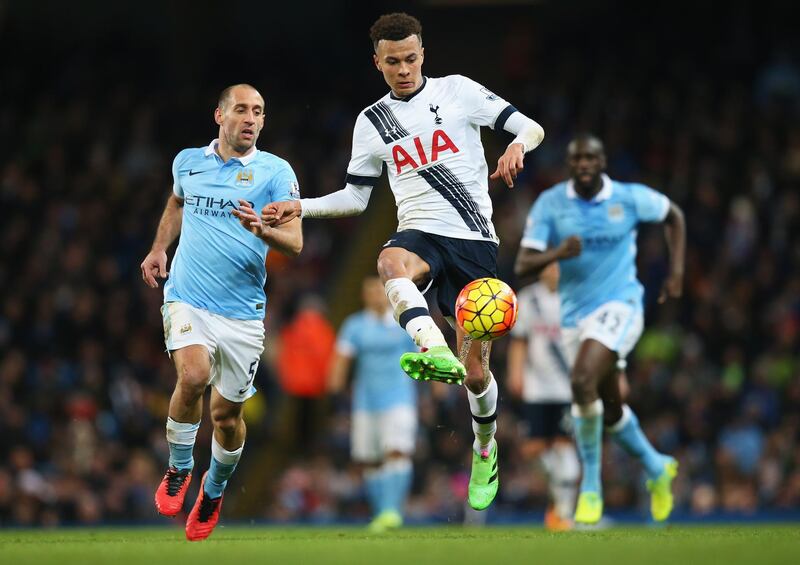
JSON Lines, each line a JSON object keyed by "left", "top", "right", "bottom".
{"left": 468, "top": 376, "right": 498, "bottom": 454}
{"left": 166, "top": 417, "right": 200, "bottom": 471}
{"left": 606, "top": 404, "right": 666, "bottom": 480}
{"left": 382, "top": 457, "right": 412, "bottom": 515}
{"left": 385, "top": 278, "right": 447, "bottom": 349}
{"left": 571, "top": 399, "right": 603, "bottom": 494}
{"left": 363, "top": 467, "right": 385, "bottom": 516}
{"left": 204, "top": 436, "right": 243, "bottom": 498}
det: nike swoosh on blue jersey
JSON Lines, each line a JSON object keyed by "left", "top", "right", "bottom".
{"left": 188, "top": 169, "right": 209, "bottom": 176}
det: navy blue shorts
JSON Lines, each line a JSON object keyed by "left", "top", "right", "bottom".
{"left": 519, "top": 402, "right": 572, "bottom": 439}
{"left": 382, "top": 229, "right": 498, "bottom": 318}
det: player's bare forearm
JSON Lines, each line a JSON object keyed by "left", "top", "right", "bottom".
{"left": 151, "top": 194, "right": 184, "bottom": 251}
{"left": 664, "top": 202, "right": 686, "bottom": 278}
{"left": 514, "top": 247, "right": 559, "bottom": 279}
{"left": 327, "top": 353, "right": 353, "bottom": 394}
{"left": 659, "top": 202, "right": 686, "bottom": 303}
{"left": 507, "top": 338, "right": 526, "bottom": 397}
{"left": 261, "top": 217, "right": 303, "bottom": 257}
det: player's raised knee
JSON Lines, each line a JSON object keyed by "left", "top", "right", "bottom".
{"left": 210, "top": 411, "right": 241, "bottom": 436}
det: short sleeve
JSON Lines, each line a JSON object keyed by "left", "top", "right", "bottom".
{"left": 269, "top": 161, "right": 301, "bottom": 202}
{"left": 510, "top": 287, "right": 533, "bottom": 339}
{"left": 345, "top": 113, "right": 384, "bottom": 187}
{"left": 631, "top": 183, "right": 670, "bottom": 223}
{"left": 336, "top": 316, "right": 359, "bottom": 357}
{"left": 454, "top": 75, "right": 517, "bottom": 130}
{"left": 520, "top": 194, "right": 553, "bottom": 251}
{"left": 172, "top": 151, "right": 186, "bottom": 197}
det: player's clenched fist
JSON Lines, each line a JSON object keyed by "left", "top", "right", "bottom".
{"left": 556, "top": 235, "right": 582, "bottom": 259}
{"left": 140, "top": 250, "right": 168, "bottom": 288}
{"left": 261, "top": 200, "right": 301, "bottom": 226}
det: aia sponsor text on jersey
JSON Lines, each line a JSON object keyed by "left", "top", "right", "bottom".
{"left": 391, "top": 129, "right": 459, "bottom": 174}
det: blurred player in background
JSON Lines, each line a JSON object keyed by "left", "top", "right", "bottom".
{"left": 514, "top": 134, "right": 686, "bottom": 525}
{"left": 262, "top": 12, "right": 545, "bottom": 511}
{"left": 508, "top": 263, "right": 578, "bottom": 531}
{"left": 140, "top": 84, "right": 302, "bottom": 541}
{"left": 328, "top": 276, "right": 418, "bottom": 532}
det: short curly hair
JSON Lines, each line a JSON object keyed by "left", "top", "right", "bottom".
{"left": 369, "top": 13, "right": 422, "bottom": 51}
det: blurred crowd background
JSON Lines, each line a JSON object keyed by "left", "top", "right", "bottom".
{"left": 1, "top": 0, "right": 798, "bottom": 526}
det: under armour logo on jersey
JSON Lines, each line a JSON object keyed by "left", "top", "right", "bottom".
{"left": 429, "top": 104, "right": 442, "bottom": 124}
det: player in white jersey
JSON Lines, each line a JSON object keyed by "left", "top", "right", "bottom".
{"left": 140, "top": 84, "right": 302, "bottom": 541}
{"left": 262, "top": 13, "right": 545, "bottom": 511}
{"left": 508, "top": 263, "right": 579, "bottom": 530}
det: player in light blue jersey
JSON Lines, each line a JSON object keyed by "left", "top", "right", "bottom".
{"left": 140, "top": 84, "right": 302, "bottom": 541}
{"left": 328, "top": 276, "right": 418, "bottom": 532}
{"left": 515, "top": 134, "right": 686, "bottom": 525}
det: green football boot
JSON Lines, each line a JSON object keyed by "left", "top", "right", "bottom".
{"left": 400, "top": 346, "right": 466, "bottom": 385}
{"left": 574, "top": 491, "right": 603, "bottom": 525}
{"left": 367, "top": 510, "right": 403, "bottom": 533}
{"left": 647, "top": 457, "right": 678, "bottom": 522}
{"left": 468, "top": 440, "right": 499, "bottom": 511}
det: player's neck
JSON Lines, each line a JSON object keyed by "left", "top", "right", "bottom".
{"left": 216, "top": 140, "right": 255, "bottom": 163}
{"left": 368, "top": 306, "right": 390, "bottom": 317}
{"left": 574, "top": 178, "right": 603, "bottom": 200}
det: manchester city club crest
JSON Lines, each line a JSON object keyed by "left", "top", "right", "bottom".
{"left": 235, "top": 168, "right": 254, "bottom": 187}
{"left": 607, "top": 203, "right": 625, "bottom": 222}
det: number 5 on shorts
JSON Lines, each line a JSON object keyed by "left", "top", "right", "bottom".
{"left": 238, "top": 359, "right": 259, "bottom": 395}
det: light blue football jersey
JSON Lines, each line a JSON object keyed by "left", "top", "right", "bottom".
{"left": 337, "top": 309, "right": 417, "bottom": 412}
{"left": 164, "top": 139, "right": 300, "bottom": 320}
{"left": 521, "top": 174, "right": 669, "bottom": 327}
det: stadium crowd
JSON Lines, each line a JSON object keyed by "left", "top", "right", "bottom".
{"left": 1, "top": 3, "right": 798, "bottom": 525}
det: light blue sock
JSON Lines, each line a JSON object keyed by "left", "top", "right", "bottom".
{"left": 204, "top": 437, "right": 243, "bottom": 499}
{"left": 364, "top": 468, "right": 383, "bottom": 516}
{"left": 378, "top": 469, "right": 394, "bottom": 513}
{"left": 608, "top": 405, "right": 666, "bottom": 480}
{"left": 572, "top": 400, "right": 603, "bottom": 494}
{"left": 166, "top": 418, "right": 200, "bottom": 471}
{"left": 383, "top": 458, "right": 412, "bottom": 514}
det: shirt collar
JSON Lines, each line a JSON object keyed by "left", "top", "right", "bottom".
{"left": 389, "top": 76, "right": 428, "bottom": 102}
{"left": 566, "top": 173, "right": 613, "bottom": 202}
{"left": 204, "top": 139, "right": 258, "bottom": 166}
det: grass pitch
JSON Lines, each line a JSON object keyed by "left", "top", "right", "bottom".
{"left": 1, "top": 525, "right": 798, "bottom": 565}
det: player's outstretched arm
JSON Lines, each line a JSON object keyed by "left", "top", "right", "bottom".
{"left": 263, "top": 183, "right": 374, "bottom": 226}
{"left": 658, "top": 202, "right": 686, "bottom": 303}
{"left": 233, "top": 199, "right": 303, "bottom": 257}
{"left": 514, "top": 236, "right": 582, "bottom": 279}
{"left": 140, "top": 193, "right": 183, "bottom": 288}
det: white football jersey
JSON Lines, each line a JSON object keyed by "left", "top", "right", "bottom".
{"left": 346, "top": 75, "right": 518, "bottom": 243}
{"left": 510, "top": 283, "right": 572, "bottom": 403}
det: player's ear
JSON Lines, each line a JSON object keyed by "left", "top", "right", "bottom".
{"left": 373, "top": 53, "right": 381, "bottom": 71}
{"left": 214, "top": 107, "right": 224, "bottom": 126}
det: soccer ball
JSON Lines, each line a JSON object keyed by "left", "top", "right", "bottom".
{"left": 455, "top": 278, "right": 518, "bottom": 341}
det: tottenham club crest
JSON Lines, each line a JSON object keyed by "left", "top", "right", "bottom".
{"left": 429, "top": 104, "right": 442, "bottom": 124}
{"left": 235, "top": 168, "right": 254, "bottom": 187}
{"left": 289, "top": 180, "right": 301, "bottom": 199}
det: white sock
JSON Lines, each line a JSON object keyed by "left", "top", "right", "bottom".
{"left": 385, "top": 278, "right": 446, "bottom": 348}
{"left": 468, "top": 376, "right": 498, "bottom": 454}
{"left": 550, "top": 443, "right": 580, "bottom": 520}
